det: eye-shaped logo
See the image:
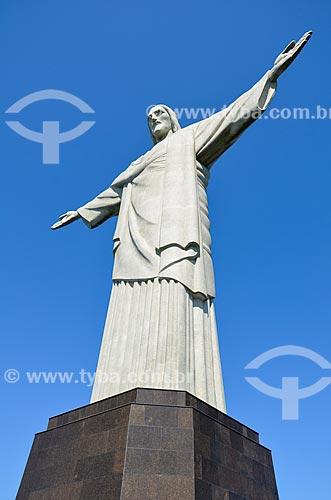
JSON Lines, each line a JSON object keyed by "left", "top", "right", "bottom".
{"left": 5, "top": 90, "right": 96, "bottom": 164}
{"left": 245, "top": 345, "right": 331, "bottom": 420}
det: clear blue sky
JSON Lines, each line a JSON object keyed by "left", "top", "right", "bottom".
{"left": 1, "top": 1, "right": 330, "bottom": 498}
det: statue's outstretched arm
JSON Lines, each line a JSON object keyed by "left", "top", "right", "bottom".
{"left": 51, "top": 185, "right": 122, "bottom": 230}
{"left": 193, "top": 31, "right": 312, "bottom": 168}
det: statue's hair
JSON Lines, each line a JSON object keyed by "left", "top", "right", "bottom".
{"left": 148, "top": 104, "right": 181, "bottom": 145}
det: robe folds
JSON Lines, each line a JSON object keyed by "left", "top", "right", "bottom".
{"left": 77, "top": 71, "right": 277, "bottom": 410}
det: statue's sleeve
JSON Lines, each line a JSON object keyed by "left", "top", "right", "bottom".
{"left": 192, "top": 70, "right": 277, "bottom": 167}
{"left": 77, "top": 185, "right": 122, "bottom": 229}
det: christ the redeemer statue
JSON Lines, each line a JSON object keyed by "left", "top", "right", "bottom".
{"left": 52, "top": 32, "right": 312, "bottom": 412}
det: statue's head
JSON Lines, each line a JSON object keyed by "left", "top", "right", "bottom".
{"left": 148, "top": 105, "right": 181, "bottom": 144}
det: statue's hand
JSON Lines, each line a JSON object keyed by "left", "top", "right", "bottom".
{"left": 269, "top": 30, "right": 312, "bottom": 83}
{"left": 51, "top": 210, "right": 80, "bottom": 230}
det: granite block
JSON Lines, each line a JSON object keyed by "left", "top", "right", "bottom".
{"left": 16, "top": 389, "right": 278, "bottom": 500}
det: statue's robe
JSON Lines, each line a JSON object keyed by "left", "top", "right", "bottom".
{"left": 78, "top": 71, "right": 276, "bottom": 410}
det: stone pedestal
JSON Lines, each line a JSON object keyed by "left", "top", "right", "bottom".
{"left": 16, "top": 388, "right": 279, "bottom": 500}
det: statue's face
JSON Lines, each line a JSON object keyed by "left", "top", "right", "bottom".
{"left": 148, "top": 106, "right": 172, "bottom": 142}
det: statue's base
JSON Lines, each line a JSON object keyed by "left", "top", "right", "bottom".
{"left": 16, "top": 388, "right": 278, "bottom": 500}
